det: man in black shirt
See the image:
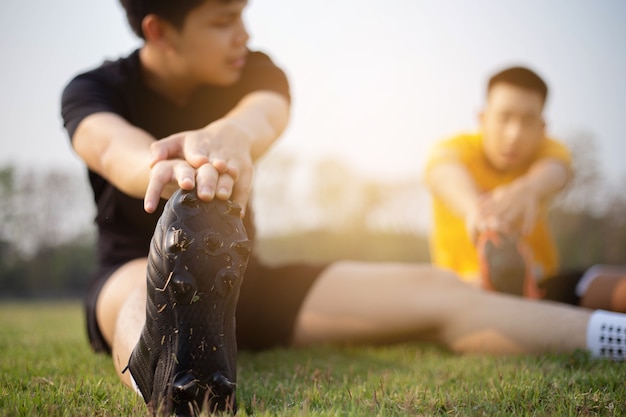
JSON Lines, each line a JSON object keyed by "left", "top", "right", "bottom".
{"left": 63, "top": 1, "right": 306, "bottom": 413}
{"left": 62, "top": 0, "right": 626, "bottom": 415}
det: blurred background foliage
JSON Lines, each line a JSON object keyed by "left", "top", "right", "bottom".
{"left": 0, "top": 132, "right": 624, "bottom": 298}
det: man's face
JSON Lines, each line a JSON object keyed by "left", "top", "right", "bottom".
{"left": 166, "top": 0, "right": 250, "bottom": 86}
{"left": 479, "top": 83, "right": 546, "bottom": 171}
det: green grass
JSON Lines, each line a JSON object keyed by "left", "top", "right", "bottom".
{"left": 0, "top": 302, "right": 624, "bottom": 416}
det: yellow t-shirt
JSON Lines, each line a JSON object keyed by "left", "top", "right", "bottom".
{"left": 425, "top": 132, "right": 571, "bottom": 282}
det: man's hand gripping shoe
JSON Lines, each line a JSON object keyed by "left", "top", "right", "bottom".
{"left": 126, "top": 189, "right": 251, "bottom": 416}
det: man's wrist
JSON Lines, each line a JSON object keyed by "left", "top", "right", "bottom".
{"left": 203, "top": 118, "right": 254, "bottom": 152}
{"left": 508, "top": 176, "right": 540, "bottom": 200}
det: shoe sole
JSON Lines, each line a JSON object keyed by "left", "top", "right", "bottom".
{"left": 478, "top": 231, "right": 527, "bottom": 296}
{"left": 128, "top": 189, "right": 251, "bottom": 416}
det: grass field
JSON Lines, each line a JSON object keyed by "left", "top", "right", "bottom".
{"left": 0, "top": 302, "right": 624, "bottom": 416}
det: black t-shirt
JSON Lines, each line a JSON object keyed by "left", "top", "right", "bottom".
{"left": 61, "top": 49, "right": 290, "bottom": 267}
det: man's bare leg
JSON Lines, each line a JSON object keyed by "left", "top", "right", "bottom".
{"left": 292, "top": 261, "right": 590, "bottom": 354}
{"left": 95, "top": 258, "right": 147, "bottom": 388}
{"left": 578, "top": 266, "right": 626, "bottom": 313}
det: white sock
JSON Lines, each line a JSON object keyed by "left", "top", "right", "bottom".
{"left": 130, "top": 373, "right": 143, "bottom": 397}
{"left": 586, "top": 310, "right": 626, "bottom": 360}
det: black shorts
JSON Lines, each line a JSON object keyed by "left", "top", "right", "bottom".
{"left": 538, "top": 269, "right": 585, "bottom": 305}
{"left": 84, "top": 255, "right": 326, "bottom": 354}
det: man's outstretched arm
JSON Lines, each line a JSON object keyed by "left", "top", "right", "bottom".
{"left": 425, "top": 161, "right": 487, "bottom": 240}
{"left": 72, "top": 90, "right": 289, "bottom": 214}
{"left": 487, "top": 158, "right": 570, "bottom": 234}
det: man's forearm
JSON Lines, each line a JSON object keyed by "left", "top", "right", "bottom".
{"left": 514, "top": 158, "right": 570, "bottom": 201}
{"left": 219, "top": 90, "right": 290, "bottom": 161}
{"left": 73, "top": 112, "right": 155, "bottom": 199}
{"left": 426, "top": 162, "right": 482, "bottom": 218}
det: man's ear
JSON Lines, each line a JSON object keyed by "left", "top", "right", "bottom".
{"left": 141, "top": 14, "right": 171, "bottom": 46}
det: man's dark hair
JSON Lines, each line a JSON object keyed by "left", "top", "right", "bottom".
{"left": 487, "top": 66, "right": 549, "bottom": 104}
{"left": 120, "top": 0, "right": 234, "bottom": 39}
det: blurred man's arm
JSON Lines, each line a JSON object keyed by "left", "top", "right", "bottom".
{"left": 425, "top": 161, "right": 489, "bottom": 241}
{"left": 487, "top": 158, "right": 570, "bottom": 234}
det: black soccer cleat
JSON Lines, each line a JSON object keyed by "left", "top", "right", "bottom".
{"left": 126, "top": 188, "right": 251, "bottom": 416}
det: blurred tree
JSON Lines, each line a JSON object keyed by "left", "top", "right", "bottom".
{"left": 0, "top": 166, "right": 18, "bottom": 264}
{"left": 254, "top": 155, "right": 432, "bottom": 264}
{"left": 550, "top": 132, "right": 626, "bottom": 268}
{"left": 0, "top": 166, "right": 94, "bottom": 256}
{"left": 0, "top": 165, "right": 96, "bottom": 297}
{"left": 252, "top": 151, "right": 302, "bottom": 235}
{"left": 311, "top": 156, "right": 374, "bottom": 231}
{"left": 0, "top": 235, "right": 96, "bottom": 298}
{"left": 556, "top": 131, "right": 609, "bottom": 214}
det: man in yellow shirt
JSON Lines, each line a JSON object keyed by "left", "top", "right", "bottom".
{"left": 425, "top": 66, "right": 571, "bottom": 295}
{"left": 425, "top": 66, "right": 626, "bottom": 312}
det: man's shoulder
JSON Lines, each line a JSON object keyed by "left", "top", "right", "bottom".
{"left": 538, "top": 136, "right": 572, "bottom": 163}
{"left": 67, "top": 49, "right": 140, "bottom": 89}
{"left": 246, "top": 50, "right": 277, "bottom": 65}
{"left": 435, "top": 132, "right": 482, "bottom": 151}
{"left": 241, "top": 50, "right": 286, "bottom": 77}
{"left": 543, "top": 136, "right": 568, "bottom": 148}
{"left": 425, "top": 132, "right": 482, "bottom": 168}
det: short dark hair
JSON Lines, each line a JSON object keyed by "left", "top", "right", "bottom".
{"left": 119, "top": 0, "right": 234, "bottom": 39}
{"left": 487, "top": 66, "right": 549, "bottom": 104}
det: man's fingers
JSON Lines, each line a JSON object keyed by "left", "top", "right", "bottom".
{"left": 144, "top": 161, "right": 196, "bottom": 212}
{"left": 196, "top": 163, "right": 249, "bottom": 213}
{"left": 174, "top": 164, "right": 196, "bottom": 191}
{"left": 144, "top": 165, "right": 173, "bottom": 213}
{"left": 150, "top": 133, "right": 210, "bottom": 168}
{"left": 231, "top": 167, "right": 254, "bottom": 217}
{"left": 195, "top": 163, "right": 219, "bottom": 201}
{"left": 183, "top": 137, "right": 211, "bottom": 168}
{"left": 215, "top": 173, "right": 235, "bottom": 200}
{"left": 210, "top": 158, "right": 229, "bottom": 174}
{"left": 150, "top": 135, "right": 184, "bottom": 167}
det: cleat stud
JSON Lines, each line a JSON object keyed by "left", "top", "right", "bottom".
{"left": 208, "top": 372, "right": 235, "bottom": 398}
{"left": 172, "top": 371, "right": 202, "bottom": 403}
{"left": 231, "top": 240, "right": 252, "bottom": 257}
{"left": 215, "top": 270, "right": 239, "bottom": 297}
{"left": 203, "top": 233, "right": 223, "bottom": 253}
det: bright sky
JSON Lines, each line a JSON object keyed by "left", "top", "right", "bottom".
{"left": 1, "top": 0, "right": 625, "bottom": 183}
